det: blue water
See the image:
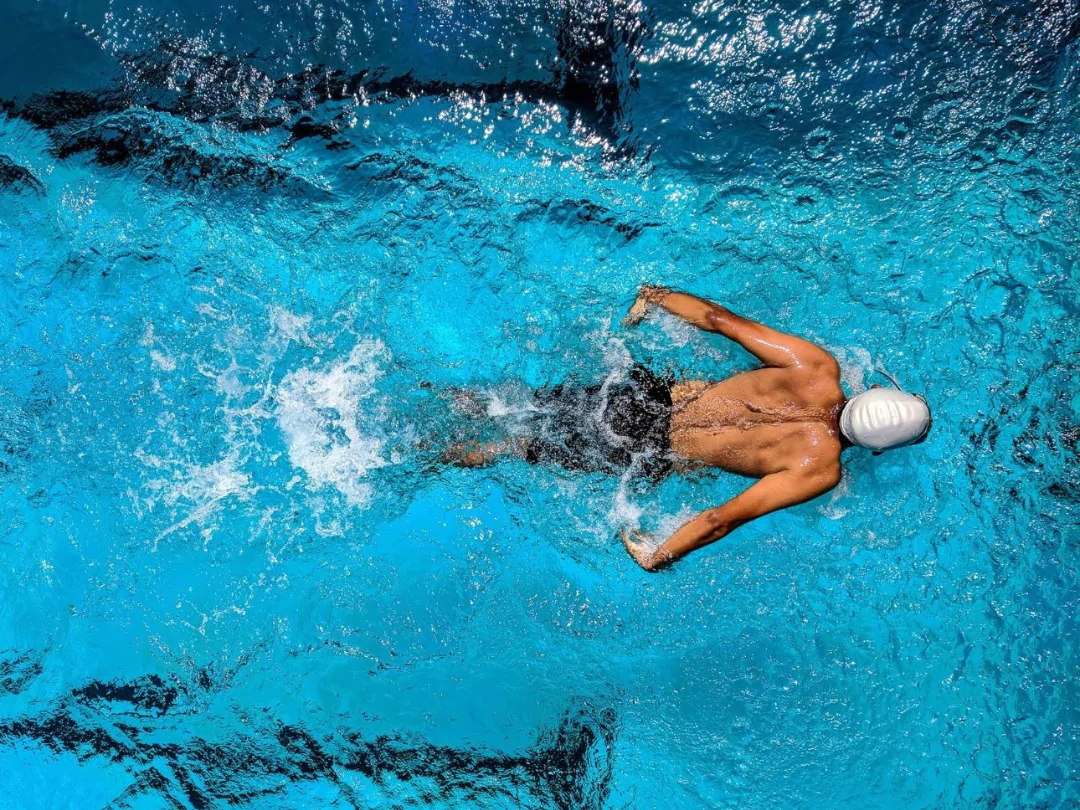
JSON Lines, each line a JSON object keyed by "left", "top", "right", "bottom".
{"left": 0, "top": 0, "right": 1077, "bottom": 807}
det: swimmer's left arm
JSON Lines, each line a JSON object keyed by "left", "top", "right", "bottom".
{"left": 623, "top": 285, "right": 835, "bottom": 371}
{"left": 621, "top": 466, "right": 840, "bottom": 571}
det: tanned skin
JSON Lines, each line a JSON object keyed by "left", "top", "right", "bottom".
{"left": 446, "top": 286, "right": 848, "bottom": 571}
{"left": 619, "top": 286, "right": 845, "bottom": 571}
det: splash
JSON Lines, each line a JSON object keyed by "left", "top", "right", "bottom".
{"left": 275, "top": 339, "right": 390, "bottom": 508}
{"left": 831, "top": 345, "right": 874, "bottom": 395}
{"left": 145, "top": 454, "right": 253, "bottom": 550}
{"left": 606, "top": 468, "right": 644, "bottom": 529}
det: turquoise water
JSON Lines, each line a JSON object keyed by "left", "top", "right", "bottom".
{"left": 0, "top": 0, "right": 1077, "bottom": 807}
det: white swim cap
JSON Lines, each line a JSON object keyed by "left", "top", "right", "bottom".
{"left": 839, "top": 388, "right": 931, "bottom": 451}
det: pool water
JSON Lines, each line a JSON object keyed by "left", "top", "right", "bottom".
{"left": 0, "top": 0, "right": 1077, "bottom": 807}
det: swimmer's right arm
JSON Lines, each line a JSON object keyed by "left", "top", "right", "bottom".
{"left": 621, "top": 463, "right": 841, "bottom": 571}
{"left": 624, "top": 286, "right": 835, "bottom": 371}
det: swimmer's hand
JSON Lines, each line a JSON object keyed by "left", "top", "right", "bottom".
{"left": 622, "top": 285, "right": 670, "bottom": 327}
{"left": 620, "top": 529, "right": 671, "bottom": 572}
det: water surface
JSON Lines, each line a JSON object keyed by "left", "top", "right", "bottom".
{"left": 0, "top": 0, "right": 1077, "bottom": 807}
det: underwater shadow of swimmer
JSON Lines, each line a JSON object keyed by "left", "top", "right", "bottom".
{"left": 0, "top": 667, "right": 618, "bottom": 810}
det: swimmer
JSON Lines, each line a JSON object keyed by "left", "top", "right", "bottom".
{"left": 448, "top": 286, "right": 931, "bottom": 571}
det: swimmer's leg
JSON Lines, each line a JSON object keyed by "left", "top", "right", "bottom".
{"left": 443, "top": 437, "right": 533, "bottom": 468}
{"left": 439, "top": 383, "right": 542, "bottom": 467}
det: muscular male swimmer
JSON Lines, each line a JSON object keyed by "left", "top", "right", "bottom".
{"left": 449, "top": 286, "right": 932, "bottom": 571}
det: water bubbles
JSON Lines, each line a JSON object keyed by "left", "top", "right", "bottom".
{"left": 989, "top": 7, "right": 1037, "bottom": 49}
{"left": 916, "top": 96, "right": 975, "bottom": 157}
{"left": 1001, "top": 185, "right": 1051, "bottom": 237}
{"left": 804, "top": 126, "right": 834, "bottom": 161}
{"left": 886, "top": 117, "right": 911, "bottom": 147}
{"left": 777, "top": 170, "right": 831, "bottom": 224}
{"left": 759, "top": 99, "right": 789, "bottom": 131}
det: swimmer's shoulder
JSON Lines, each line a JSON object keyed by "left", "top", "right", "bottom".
{"left": 792, "top": 345, "right": 841, "bottom": 378}
{"left": 791, "top": 438, "right": 843, "bottom": 491}
{"left": 786, "top": 348, "right": 843, "bottom": 406}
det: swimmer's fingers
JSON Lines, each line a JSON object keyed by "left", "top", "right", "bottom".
{"left": 622, "top": 298, "right": 649, "bottom": 327}
{"left": 622, "top": 285, "right": 656, "bottom": 327}
{"left": 620, "top": 529, "right": 662, "bottom": 571}
{"left": 623, "top": 285, "right": 672, "bottom": 327}
{"left": 619, "top": 529, "right": 642, "bottom": 558}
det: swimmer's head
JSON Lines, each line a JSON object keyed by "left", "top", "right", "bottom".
{"left": 839, "top": 386, "right": 931, "bottom": 452}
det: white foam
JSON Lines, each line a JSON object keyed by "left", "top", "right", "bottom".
{"left": 150, "top": 350, "right": 177, "bottom": 372}
{"left": 656, "top": 505, "right": 698, "bottom": 539}
{"left": 141, "top": 322, "right": 178, "bottom": 372}
{"left": 147, "top": 454, "right": 253, "bottom": 550}
{"left": 212, "top": 359, "right": 246, "bottom": 399}
{"left": 832, "top": 345, "right": 874, "bottom": 395}
{"left": 600, "top": 334, "right": 633, "bottom": 376}
{"left": 163, "top": 456, "right": 252, "bottom": 506}
{"left": 818, "top": 467, "right": 851, "bottom": 520}
{"left": 658, "top": 314, "right": 698, "bottom": 348}
{"left": 275, "top": 339, "right": 390, "bottom": 508}
{"left": 268, "top": 307, "right": 314, "bottom": 347}
{"left": 485, "top": 388, "right": 540, "bottom": 418}
{"left": 607, "top": 471, "right": 644, "bottom": 529}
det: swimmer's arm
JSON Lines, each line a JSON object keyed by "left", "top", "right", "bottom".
{"left": 621, "top": 467, "right": 840, "bottom": 571}
{"left": 624, "top": 286, "right": 834, "bottom": 370}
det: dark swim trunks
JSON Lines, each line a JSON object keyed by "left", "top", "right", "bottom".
{"left": 523, "top": 364, "right": 674, "bottom": 478}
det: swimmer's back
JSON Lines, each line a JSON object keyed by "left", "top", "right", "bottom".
{"left": 669, "top": 365, "right": 844, "bottom": 478}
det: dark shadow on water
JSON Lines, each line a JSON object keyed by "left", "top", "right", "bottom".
{"left": 0, "top": 666, "right": 618, "bottom": 809}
